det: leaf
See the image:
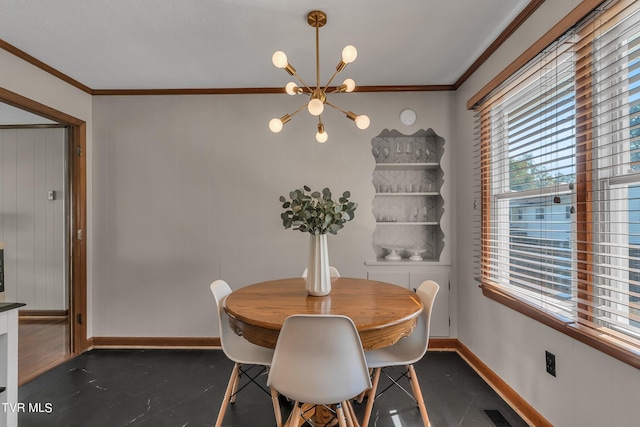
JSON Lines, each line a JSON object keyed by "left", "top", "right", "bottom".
{"left": 280, "top": 186, "right": 356, "bottom": 235}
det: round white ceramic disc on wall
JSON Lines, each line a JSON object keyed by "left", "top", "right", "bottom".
{"left": 400, "top": 109, "right": 416, "bottom": 126}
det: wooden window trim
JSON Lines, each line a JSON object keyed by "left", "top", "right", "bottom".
{"left": 478, "top": 0, "right": 640, "bottom": 369}
{"left": 467, "top": 0, "right": 607, "bottom": 110}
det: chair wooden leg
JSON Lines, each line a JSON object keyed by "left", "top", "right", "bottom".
{"left": 345, "top": 400, "right": 361, "bottom": 427}
{"left": 408, "top": 364, "right": 430, "bottom": 427}
{"left": 336, "top": 403, "right": 348, "bottom": 427}
{"left": 229, "top": 363, "right": 242, "bottom": 403}
{"left": 270, "top": 387, "right": 283, "bottom": 427}
{"left": 215, "top": 363, "right": 240, "bottom": 427}
{"left": 286, "top": 402, "right": 302, "bottom": 427}
{"left": 356, "top": 369, "right": 373, "bottom": 403}
{"left": 342, "top": 401, "right": 353, "bottom": 427}
{"left": 360, "top": 367, "right": 381, "bottom": 427}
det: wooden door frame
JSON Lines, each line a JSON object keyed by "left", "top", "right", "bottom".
{"left": 0, "top": 87, "right": 88, "bottom": 353}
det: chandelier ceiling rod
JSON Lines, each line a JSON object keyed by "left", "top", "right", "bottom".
{"left": 269, "top": 10, "right": 370, "bottom": 143}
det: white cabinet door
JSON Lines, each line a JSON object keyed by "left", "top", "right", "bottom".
{"left": 366, "top": 270, "right": 410, "bottom": 288}
{"left": 366, "top": 266, "right": 449, "bottom": 337}
{"left": 409, "top": 267, "right": 449, "bottom": 337}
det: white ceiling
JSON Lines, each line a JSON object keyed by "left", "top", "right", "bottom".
{"left": 0, "top": 0, "right": 530, "bottom": 91}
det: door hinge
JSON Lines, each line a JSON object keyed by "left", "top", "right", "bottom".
{"left": 77, "top": 313, "right": 83, "bottom": 325}
{"left": 76, "top": 145, "right": 82, "bottom": 157}
{"left": 77, "top": 229, "right": 83, "bottom": 240}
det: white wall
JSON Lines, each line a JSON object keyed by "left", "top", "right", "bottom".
{"left": 91, "top": 91, "right": 454, "bottom": 338}
{"left": 453, "top": 0, "right": 640, "bottom": 426}
{"left": 0, "top": 49, "right": 93, "bottom": 332}
{"left": 0, "top": 128, "right": 67, "bottom": 309}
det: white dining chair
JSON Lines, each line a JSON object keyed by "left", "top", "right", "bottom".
{"left": 267, "top": 314, "right": 371, "bottom": 427}
{"left": 210, "top": 280, "right": 282, "bottom": 427}
{"left": 301, "top": 266, "right": 341, "bottom": 278}
{"left": 360, "top": 280, "right": 439, "bottom": 427}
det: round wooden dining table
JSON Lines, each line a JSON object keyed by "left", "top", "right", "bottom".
{"left": 223, "top": 277, "right": 423, "bottom": 351}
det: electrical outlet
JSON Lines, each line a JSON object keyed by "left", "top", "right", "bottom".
{"left": 545, "top": 351, "right": 556, "bottom": 377}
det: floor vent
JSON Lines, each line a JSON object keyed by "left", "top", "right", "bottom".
{"left": 483, "top": 409, "right": 512, "bottom": 427}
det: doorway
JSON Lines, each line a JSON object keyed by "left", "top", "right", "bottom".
{"left": 0, "top": 88, "right": 88, "bottom": 384}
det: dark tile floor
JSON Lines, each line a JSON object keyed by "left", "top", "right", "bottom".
{"left": 18, "top": 349, "right": 529, "bottom": 427}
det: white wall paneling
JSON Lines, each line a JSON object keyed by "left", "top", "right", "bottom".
{"left": 0, "top": 128, "right": 67, "bottom": 310}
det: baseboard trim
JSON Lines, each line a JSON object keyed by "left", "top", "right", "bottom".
{"left": 19, "top": 310, "right": 69, "bottom": 324}
{"left": 91, "top": 336, "right": 221, "bottom": 348}
{"left": 428, "top": 337, "right": 458, "bottom": 350}
{"left": 19, "top": 309, "right": 68, "bottom": 319}
{"left": 454, "top": 340, "right": 551, "bottom": 427}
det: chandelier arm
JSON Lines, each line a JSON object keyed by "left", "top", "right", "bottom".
{"left": 281, "top": 65, "right": 314, "bottom": 93}
{"left": 289, "top": 102, "right": 310, "bottom": 118}
{"left": 324, "top": 101, "right": 348, "bottom": 115}
{"left": 323, "top": 67, "right": 343, "bottom": 91}
{"left": 293, "top": 75, "right": 314, "bottom": 93}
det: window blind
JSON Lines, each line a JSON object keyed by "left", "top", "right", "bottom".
{"left": 475, "top": 0, "right": 640, "bottom": 354}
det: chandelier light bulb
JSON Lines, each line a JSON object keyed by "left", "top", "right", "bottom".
{"left": 355, "top": 114, "right": 370, "bottom": 130}
{"left": 308, "top": 98, "right": 325, "bottom": 116}
{"left": 272, "top": 51, "right": 288, "bottom": 69}
{"left": 343, "top": 78, "right": 356, "bottom": 92}
{"left": 342, "top": 45, "right": 358, "bottom": 64}
{"left": 285, "top": 82, "right": 298, "bottom": 95}
{"left": 269, "top": 118, "right": 284, "bottom": 133}
{"left": 316, "top": 130, "right": 328, "bottom": 143}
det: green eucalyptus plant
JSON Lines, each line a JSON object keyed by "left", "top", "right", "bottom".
{"left": 279, "top": 186, "right": 357, "bottom": 235}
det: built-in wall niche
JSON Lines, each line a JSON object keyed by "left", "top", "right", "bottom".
{"left": 370, "top": 129, "right": 445, "bottom": 262}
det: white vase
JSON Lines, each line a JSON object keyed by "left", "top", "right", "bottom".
{"left": 306, "top": 234, "right": 331, "bottom": 296}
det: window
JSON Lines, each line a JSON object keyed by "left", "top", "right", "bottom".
{"left": 475, "top": 0, "right": 640, "bottom": 367}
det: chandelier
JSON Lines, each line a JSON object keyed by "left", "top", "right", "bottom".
{"left": 269, "top": 10, "right": 370, "bottom": 143}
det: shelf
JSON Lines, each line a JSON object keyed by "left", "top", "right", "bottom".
{"left": 375, "top": 192, "right": 439, "bottom": 197}
{"left": 376, "top": 221, "right": 439, "bottom": 226}
{"left": 365, "top": 258, "right": 442, "bottom": 266}
{"left": 374, "top": 162, "right": 439, "bottom": 170}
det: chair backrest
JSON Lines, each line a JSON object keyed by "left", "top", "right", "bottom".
{"left": 210, "top": 279, "right": 273, "bottom": 364}
{"left": 301, "top": 266, "right": 341, "bottom": 278}
{"left": 267, "top": 314, "right": 371, "bottom": 405}
{"left": 210, "top": 280, "right": 236, "bottom": 352}
{"left": 409, "top": 280, "right": 440, "bottom": 361}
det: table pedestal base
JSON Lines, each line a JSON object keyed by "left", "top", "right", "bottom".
{"left": 284, "top": 401, "right": 360, "bottom": 427}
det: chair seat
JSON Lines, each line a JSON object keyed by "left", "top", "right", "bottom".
{"left": 365, "top": 340, "right": 424, "bottom": 368}
{"left": 222, "top": 335, "right": 274, "bottom": 366}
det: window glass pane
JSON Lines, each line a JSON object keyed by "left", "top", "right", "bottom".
{"left": 507, "top": 196, "right": 574, "bottom": 315}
